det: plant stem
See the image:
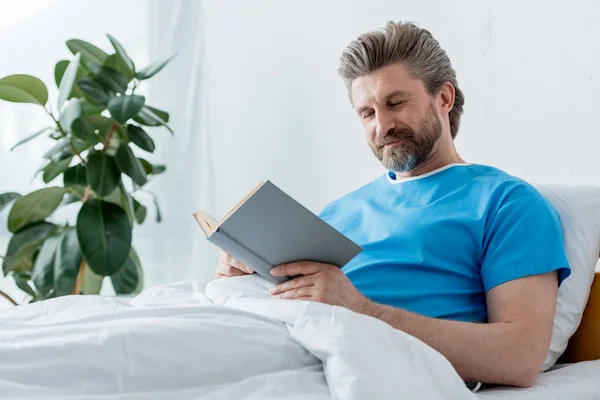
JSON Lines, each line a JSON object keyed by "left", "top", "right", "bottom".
{"left": 71, "top": 143, "right": 87, "bottom": 165}
{"left": 46, "top": 107, "right": 86, "bottom": 164}
{"left": 131, "top": 79, "right": 138, "bottom": 94}
{"left": 103, "top": 122, "right": 120, "bottom": 150}
{"left": 72, "top": 261, "right": 86, "bottom": 295}
{"left": 45, "top": 107, "right": 66, "bottom": 136}
{"left": 82, "top": 185, "right": 92, "bottom": 203}
{"left": 0, "top": 290, "right": 17, "bottom": 306}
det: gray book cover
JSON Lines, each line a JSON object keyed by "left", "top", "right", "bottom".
{"left": 193, "top": 181, "right": 363, "bottom": 284}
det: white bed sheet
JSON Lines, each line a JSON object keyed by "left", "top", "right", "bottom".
{"left": 0, "top": 276, "right": 476, "bottom": 399}
{"left": 476, "top": 360, "right": 600, "bottom": 400}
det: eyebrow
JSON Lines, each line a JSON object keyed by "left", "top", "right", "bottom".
{"left": 356, "top": 90, "right": 409, "bottom": 115}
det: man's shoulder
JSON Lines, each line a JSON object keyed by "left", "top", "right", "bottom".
{"left": 468, "top": 164, "right": 547, "bottom": 206}
{"left": 318, "top": 174, "right": 387, "bottom": 217}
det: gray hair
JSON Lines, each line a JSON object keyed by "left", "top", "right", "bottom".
{"left": 338, "top": 21, "right": 465, "bottom": 139}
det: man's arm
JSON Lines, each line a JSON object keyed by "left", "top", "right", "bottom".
{"left": 270, "top": 263, "right": 558, "bottom": 388}
{"left": 362, "top": 272, "right": 557, "bottom": 387}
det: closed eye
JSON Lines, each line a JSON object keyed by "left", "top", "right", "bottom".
{"left": 389, "top": 101, "right": 404, "bottom": 107}
{"left": 361, "top": 111, "right": 374, "bottom": 119}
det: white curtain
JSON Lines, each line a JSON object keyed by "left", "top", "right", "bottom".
{"left": 139, "top": 0, "right": 219, "bottom": 286}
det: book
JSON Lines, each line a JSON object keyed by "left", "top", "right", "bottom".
{"left": 193, "top": 180, "right": 363, "bottom": 284}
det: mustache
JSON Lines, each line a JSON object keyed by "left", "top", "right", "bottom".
{"left": 377, "top": 128, "right": 415, "bottom": 149}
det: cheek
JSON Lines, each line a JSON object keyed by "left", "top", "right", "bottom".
{"left": 363, "top": 121, "right": 377, "bottom": 143}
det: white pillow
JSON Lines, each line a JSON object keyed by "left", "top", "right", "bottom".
{"left": 533, "top": 184, "right": 600, "bottom": 370}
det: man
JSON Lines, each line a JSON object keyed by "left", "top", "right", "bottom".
{"left": 216, "top": 21, "right": 570, "bottom": 388}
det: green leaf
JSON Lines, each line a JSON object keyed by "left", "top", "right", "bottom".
{"left": 115, "top": 144, "right": 147, "bottom": 186}
{"left": 88, "top": 62, "right": 128, "bottom": 94}
{"left": 59, "top": 99, "right": 82, "bottom": 133}
{"left": 44, "top": 138, "right": 88, "bottom": 161}
{"left": 139, "top": 158, "right": 152, "bottom": 175}
{"left": 119, "top": 182, "right": 135, "bottom": 225}
{"left": 80, "top": 98, "right": 105, "bottom": 116}
{"left": 80, "top": 263, "right": 104, "bottom": 295}
{"left": 111, "top": 247, "right": 142, "bottom": 294}
{"left": 13, "top": 274, "right": 36, "bottom": 296}
{"left": 135, "top": 54, "right": 175, "bottom": 80}
{"left": 153, "top": 194, "right": 162, "bottom": 223}
{"left": 0, "top": 74, "right": 48, "bottom": 105}
{"left": 0, "top": 192, "right": 21, "bottom": 214}
{"left": 7, "top": 188, "right": 66, "bottom": 233}
{"left": 104, "top": 183, "right": 134, "bottom": 226}
{"left": 87, "top": 115, "right": 115, "bottom": 138}
{"left": 108, "top": 95, "right": 145, "bottom": 123}
{"left": 107, "top": 34, "right": 135, "bottom": 80}
{"left": 4, "top": 241, "right": 39, "bottom": 275}
{"left": 77, "top": 200, "right": 132, "bottom": 276}
{"left": 62, "top": 185, "right": 86, "bottom": 205}
{"left": 146, "top": 105, "right": 169, "bottom": 123}
{"left": 31, "top": 235, "right": 60, "bottom": 296}
{"left": 57, "top": 53, "right": 81, "bottom": 111}
{"left": 133, "top": 106, "right": 173, "bottom": 133}
{"left": 86, "top": 116, "right": 127, "bottom": 147}
{"left": 55, "top": 60, "right": 87, "bottom": 99}
{"left": 44, "top": 139, "right": 70, "bottom": 160}
{"left": 86, "top": 151, "right": 121, "bottom": 196}
{"left": 138, "top": 158, "right": 165, "bottom": 176}
{"left": 10, "top": 127, "right": 52, "bottom": 151}
{"left": 55, "top": 60, "right": 69, "bottom": 86}
{"left": 71, "top": 117, "right": 100, "bottom": 145}
{"left": 133, "top": 199, "right": 147, "bottom": 224}
{"left": 31, "top": 230, "right": 81, "bottom": 297}
{"left": 63, "top": 164, "right": 87, "bottom": 187}
{"left": 126, "top": 125, "right": 155, "bottom": 153}
{"left": 53, "top": 229, "right": 82, "bottom": 296}
{"left": 78, "top": 77, "right": 110, "bottom": 104}
{"left": 66, "top": 39, "right": 109, "bottom": 68}
{"left": 151, "top": 164, "right": 166, "bottom": 175}
{"left": 3, "top": 222, "right": 56, "bottom": 275}
{"left": 105, "top": 54, "right": 134, "bottom": 83}
{"left": 42, "top": 156, "right": 72, "bottom": 184}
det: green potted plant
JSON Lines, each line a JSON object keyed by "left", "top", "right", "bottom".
{"left": 0, "top": 34, "right": 175, "bottom": 305}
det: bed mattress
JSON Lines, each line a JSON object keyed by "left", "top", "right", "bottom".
{"left": 476, "top": 360, "right": 600, "bottom": 400}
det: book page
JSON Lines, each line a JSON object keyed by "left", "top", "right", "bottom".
{"left": 193, "top": 210, "right": 219, "bottom": 235}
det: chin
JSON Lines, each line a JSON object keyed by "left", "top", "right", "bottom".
{"left": 384, "top": 154, "right": 420, "bottom": 173}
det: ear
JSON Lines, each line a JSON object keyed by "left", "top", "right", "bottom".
{"left": 438, "top": 82, "right": 455, "bottom": 116}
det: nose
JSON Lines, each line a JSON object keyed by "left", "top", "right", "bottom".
{"left": 374, "top": 110, "right": 396, "bottom": 138}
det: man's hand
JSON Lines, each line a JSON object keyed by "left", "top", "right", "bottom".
{"left": 269, "top": 262, "right": 370, "bottom": 313}
{"left": 215, "top": 251, "right": 254, "bottom": 279}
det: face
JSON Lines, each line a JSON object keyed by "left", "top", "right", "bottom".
{"left": 351, "top": 63, "right": 446, "bottom": 173}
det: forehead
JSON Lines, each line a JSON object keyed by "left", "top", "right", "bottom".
{"left": 351, "top": 63, "right": 424, "bottom": 107}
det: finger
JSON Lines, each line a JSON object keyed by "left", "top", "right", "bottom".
{"left": 271, "top": 262, "right": 324, "bottom": 277}
{"left": 221, "top": 253, "right": 254, "bottom": 274}
{"left": 224, "top": 261, "right": 254, "bottom": 274}
{"left": 270, "top": 276, "right": 314, "bottom": 295}
{"left": 219, "top": 263, "right": 249, "bottom": 277}
{"left": 272, "top": 286, "right": 314, "bottom": 299}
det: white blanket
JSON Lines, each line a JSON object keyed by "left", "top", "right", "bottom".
{"left": 0, "top": 275, "right": 475, "bottom": 399}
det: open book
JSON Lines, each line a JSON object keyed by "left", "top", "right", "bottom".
{"left": 193, "top": 181, "right": 363, "bottom": 284}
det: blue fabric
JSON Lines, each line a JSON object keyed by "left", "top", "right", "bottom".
{"left": 318, "top": 164, "right": 571, "bottom": 322}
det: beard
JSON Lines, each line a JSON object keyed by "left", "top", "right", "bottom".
{"left": 371, "top": 103, "right": 442, "bottom": 173}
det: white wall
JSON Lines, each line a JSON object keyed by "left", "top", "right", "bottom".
{"left": 202, "top": 0, "right": 600, "bottom": 222}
